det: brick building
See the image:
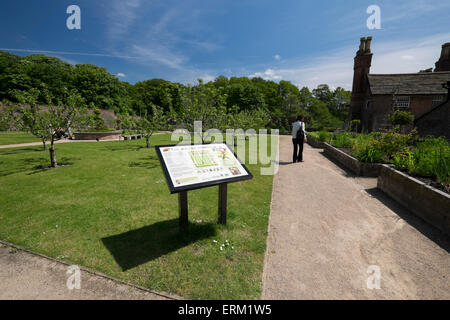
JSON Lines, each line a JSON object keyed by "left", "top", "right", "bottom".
{"left": 349, "top": 37, "right": 450, "bottom": 134}
{"left": 414, "top": 82, "right": 450, "bottom": 140}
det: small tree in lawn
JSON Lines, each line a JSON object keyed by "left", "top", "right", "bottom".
{"left": 135, "top": 105, "right": 166, "bottom": 148}
{"left": 116, "top": 113, "right": 135, "bottom": 135}
{"left": 12, "top": 88, "right": 51, "bottom": 150}
{"left": 0, "top": 100, "right": 18, "bottom": 132}
{"left": 14, "top": 88, "right": 86, "bottom": 167}
{"left": 178, "top": 80, "right": 227, "bottom": 143}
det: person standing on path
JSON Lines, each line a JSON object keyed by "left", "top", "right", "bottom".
{"left": 291, "top": 115, "right": 307, "bottom": 163}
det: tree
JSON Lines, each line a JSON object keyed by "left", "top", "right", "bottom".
{"left": 330, "top": 87, "right": 351, "bottom": 121}
{"left": 13, "top": 88, "right": 86, "bottom": 167}
{"left": 135, "top": 105, "right": 166, "bottom": 148}
{"left": 390, "top": 110, "right": 414, "bottom": 133}
{"left": 11, "top": 88, "right": 51, "bottom": 150}
{"left": 312, "top": 84, "right": 333, "bottom": 104}
{"left": 116, "top": 113, "right": 135, "bottom": 134}
{"left": 178, "top": 81, "right": 227, "bottom": 143}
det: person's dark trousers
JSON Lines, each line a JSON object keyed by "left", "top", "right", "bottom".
{"left": 292, "top": 138, "right": 304, "bottom": 163}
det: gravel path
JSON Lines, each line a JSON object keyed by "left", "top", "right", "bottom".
{"left": 262, "top": 135, "right": 450, "bottom": 299}
{"left": 0, "top": 242, "right": 177, "bottom": 300}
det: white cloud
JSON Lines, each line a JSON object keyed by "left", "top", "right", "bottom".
{"left": 131, "top": 44, "right": 187, "bottom": 70}
{"left": 117, "top": 73, "right": 126, "bottom": 77}
{"left": 274, "top": 54, "right": 281, "bottom": 61}
{"left": 250, "top": 68, "right": 282, "bottom": 80}
{"left": 106, "top": 0, "right": 142, "bottom": 40}
{"left": 247, "top": 33, "right": 450, "bottom": 90}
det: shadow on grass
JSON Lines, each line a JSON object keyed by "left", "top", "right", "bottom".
{"left": 103, "top": 144, "right": 143, "bottom": 152}
{"left": 0, "top": 156, "right": 79, "bottom": 176}
{"left": 365, "top": 187, "right": 450, "bottom": 253}
{"left": 102, "top": 219, "right": 217, "bottom": 271}
{"left": 128, "top": 155, "right": 159, "bottom": 169}
{"left": 0, "top": 146, "right": 44, "bottom": 156}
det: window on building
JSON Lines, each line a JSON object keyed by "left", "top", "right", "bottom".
{"left": 393, "top": 96, "right": 410, "bottom": 110}
{"left": 432, "top": 95, "right": 444, "bottom": 107}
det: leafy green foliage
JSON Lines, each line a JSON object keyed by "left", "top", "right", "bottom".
{"left": 392, "top": 137, "right": 450, "bottom": 191}
{"left": 134, "top": 105, "right": 167, "bottom": 148}
{"left": 11, "top": 88, "right": 87, "bottom": 167}
{"left": 0, "top": 50, "right": 350, "bottom": 132}
{"left": 389, "top": 110, "right": 414, "bottom": 127}
{"left": 351, "top": 119, "right": 360, "bottom": 132}
{"left": 330, "top": 132, "right": 354, "bottom": 148}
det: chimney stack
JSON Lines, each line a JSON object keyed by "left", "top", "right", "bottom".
{"left": 349, "top": 36, "right": 373, "bottom": 124}
{"left": 435, "top": 42, "right": 450, "bottom": 72}
{"left": 365, "top": 36, "right": 372, "bottom": 53}
{"left": 358, "top": 37, "right": 366, "bottom": 54}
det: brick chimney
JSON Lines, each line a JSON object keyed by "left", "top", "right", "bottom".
{"left": 349, "top": 37, "right": 373, "bottom": 122}
{"left": 435, "top": 42, "right": 450, "bottom": 72}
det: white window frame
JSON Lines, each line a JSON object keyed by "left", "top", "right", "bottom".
{"left": 393, "top": 96, "right": 410, "bottom": 110}
{"left": 432, "top": 95, "right": 444, "bottom": 107}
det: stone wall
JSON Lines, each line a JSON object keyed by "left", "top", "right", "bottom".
{"left": 377, "top": 165, "right": 450, "bottom": 234}
{"left": 74, "top": 131, "right": 122, "bottom": 141}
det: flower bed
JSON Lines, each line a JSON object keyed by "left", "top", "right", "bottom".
{"left": 323, "top": 143, "right": 382, "bottom": 177}
{"left": 312, "top": 130, "right": 450, "bottom": 190}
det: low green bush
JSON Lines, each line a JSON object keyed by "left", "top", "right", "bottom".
{"left": 317, "top": 130, "right": 332, "bottom": 142}
{"left": 353, "top": 136, "right": 385, "bottom": 163}
{"left": 393, "top": 137, "right": 450, "bottom": 191}
{"left": 331, "top": 132, "right": 353, "bottom": 148}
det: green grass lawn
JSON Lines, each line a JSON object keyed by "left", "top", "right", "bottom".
{"left": 0, "top": 131, "right": 41, "bottom": 145}
{"left": 0, "top": 134, "right": 275, "bottom": 299}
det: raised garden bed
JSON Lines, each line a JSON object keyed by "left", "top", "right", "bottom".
{"left": 74, "top": 131, "right": 122, "bottom": 141}
{"left": 307, "top": 136, "right": 327, "bottom": 149}
{"left": 323, "top": 143, "right": 382, "bottom": 177}
{"left": 377, "top": 164, "right": 450, "bottom": 234}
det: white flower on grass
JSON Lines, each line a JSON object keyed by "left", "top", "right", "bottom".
{"left": 213, "top": 240, "right": 217, "bottom": 243}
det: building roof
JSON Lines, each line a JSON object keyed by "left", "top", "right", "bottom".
{"left": 367, "top": 71, "right": 450, "bottom": 95}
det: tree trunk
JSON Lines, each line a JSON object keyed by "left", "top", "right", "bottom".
{"left": 146, "top": 136, "right": 150, "bottom": 148}
{"left": 49, "top": 139, "right": 57, "bottom": 168}
{"left": 42, "top": 139, "right": 47, "bottom": 151}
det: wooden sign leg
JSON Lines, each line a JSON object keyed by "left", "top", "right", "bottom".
{"left": 179, "top": 191, "right": 188, "bottom": 232}
{"left": 218, "top": 183, "right": 227, "bottom": 225}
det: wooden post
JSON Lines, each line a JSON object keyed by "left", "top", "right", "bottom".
{"left": 179, "top": 191, "right": 188, "bottom": 232}
{"left": 218, "top": 183, "right": 227, "bottom": 225}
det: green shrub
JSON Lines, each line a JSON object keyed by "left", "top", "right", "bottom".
{"left": 374, "top": 130, "right": 413, "bottom": 159}
{"left": 351, "top": 119, "right": 360, "bottom": 131}
{"left": 392, "top": 136, "right": 450, "bottom": 191}
{"left": 389, "top": 110, "right": 414, "bottom": 127}
{"left": 353, "top": 135, "right": 385, "bottom": 163}
{"left": 317, "top": 130, "right": 331, "bottom": 142}
{"left": 331, "top": 132, "right": 353, "bottom": 148}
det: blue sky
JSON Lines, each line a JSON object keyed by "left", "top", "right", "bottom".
{"left": 1, "top": 0, "right": 449, "bottom": 89}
